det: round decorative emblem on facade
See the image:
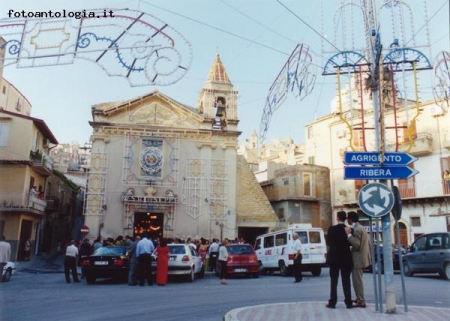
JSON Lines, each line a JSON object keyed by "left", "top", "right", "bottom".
{"left": 139, "top": 147, "right": 163, "bottom": 174}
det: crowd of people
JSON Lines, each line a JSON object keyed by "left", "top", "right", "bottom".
{"left": 64, "top": 234, "right": 245, "bottom": 286}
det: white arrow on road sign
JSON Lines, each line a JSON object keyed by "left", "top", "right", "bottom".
{"left": 358, "top": 183, "right": 395, "bottom": 217}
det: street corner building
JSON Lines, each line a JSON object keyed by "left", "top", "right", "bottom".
{"left": 83, "top": 54, "right": 277, "bottom": 242}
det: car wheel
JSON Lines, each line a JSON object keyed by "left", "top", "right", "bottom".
{"left": 404, "top": 261, "right": 414, "bottom": 277}
{"left": 2, "top": 268, "right": 12, "bottom": 282}
{"left": 187, "top": 268, "right": 195, "bottom": 282}
{"left": 440, "top": 263, "right": 450, "bottom": 281}
{"left": 279, "top": 261, "right": 287, "bottom": 276}
{"left": 86, "top": 276, "right": 96, "bottom": 284}
{"left": 258, "top": 261, "right": 265, "bottom": 275}
{"left": 311, "top": 267, "right": 321, "bottom": 276}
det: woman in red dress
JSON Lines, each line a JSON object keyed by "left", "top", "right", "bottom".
{"left": 156, "top": 238, "right": 170, "bottom": 286}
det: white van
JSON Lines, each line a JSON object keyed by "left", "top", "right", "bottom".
{"left": 254, "top": 224, "right": 327, "bottom": 276}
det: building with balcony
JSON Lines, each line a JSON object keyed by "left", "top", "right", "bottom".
{"left": 0, "top": 109, "right": 58, "bottom": 260}
{"left": 304, "top": 75, "right": 450, "bottom": 246}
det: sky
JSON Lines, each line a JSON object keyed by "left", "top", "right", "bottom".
{"left": 1, "top": 0, "right": 449, "bottom": 146}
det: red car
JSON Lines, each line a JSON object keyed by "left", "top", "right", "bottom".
{"left": 220, "top": 244, "right": 259, "bottom": 278}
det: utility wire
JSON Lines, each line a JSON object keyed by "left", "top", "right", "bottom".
{"left": 403, "top": 0, "right": 449, "bottom": 47}
{"left": 141, "top": 0, "right": 290, "bottom": 56}
{"left": 218, "top": 0, "right": 298, "bottom": 45}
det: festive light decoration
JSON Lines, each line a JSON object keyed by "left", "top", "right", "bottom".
{"left": 259, "top": 44, "right": 316, "bottom": 143}
{"left": 0, "top": 9, "right": 192, "bottom": 86}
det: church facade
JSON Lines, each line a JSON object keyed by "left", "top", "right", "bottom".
{"left": 83, "top": 55, "right": 277, "bottom": 242}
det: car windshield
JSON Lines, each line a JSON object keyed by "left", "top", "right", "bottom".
{"left": 227, "top": 245, "right": 253, "bottom": 255}
{"left": 169, "top": 245, "right": 186, "bottom": 255}
{"left": 94, "top": 247, "right": 126, "bottom": 256}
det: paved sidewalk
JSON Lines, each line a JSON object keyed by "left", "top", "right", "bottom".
{"left": 224, "top": 302, "right": 450, "bottom": 321}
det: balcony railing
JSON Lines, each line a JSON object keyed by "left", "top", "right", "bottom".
{"left": 29, "top": 149, "right": 54, "bottom": 172}
{"left": 387, "top": 132, "right": 433, "bottom": 156}
{"left": 0, "top": 192, "right": 47, "bottom": 213}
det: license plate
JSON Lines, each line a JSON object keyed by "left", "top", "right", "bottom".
{"left": 234, "top": 268, "right": 247, "bottom": 273}
{"left": 169, "top": 256, "right": 176, "bottom": 261}
{"left": 94, "top": 261, "right": 108, "bottom": 265}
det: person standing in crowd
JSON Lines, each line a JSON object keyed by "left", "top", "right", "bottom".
{"left": 208, "top": 238, "right": 219, "bottom": 272}
{"left": 23, "top": 238, "right": 31, "bottom": 261}
{"left": 136, "top": 233, "right": 155, "bottom": 286}
{"left": 198, "top": 238, "right": 209, "bottom": 266}
{"left": 64, "top": 240, "right": 80, "bottom": 283}
{"left": 218, "top": 238, "right": 229, "bottom": 285}
{"left": 292, "top": 233, "right": 303, "bottom": 283}
{"left": 0, "top": 235, "right": 11, "bottom": 282}
{"left": 325, "top": 211, "right": 353, "bottom": 309}
{"left": 79, "top": 238, "right": 92, "bottom": 279}
{"left": 127, "top": 235, "right": 140, "bottom": 286}
{"left": 156, "top": 238, "right": 170, "bottom": 286}
{"left": 93, "top": 236, "right": 102, "bottom": 251}
{"left": 345, "top": 211, "right": 371, "bottom": 308}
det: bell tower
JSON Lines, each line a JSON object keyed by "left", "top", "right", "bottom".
{"left": 197, "top": 54, "right": 238, "bottom": 131}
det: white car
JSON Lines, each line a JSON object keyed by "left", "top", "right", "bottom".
{"left": 152, "top": 244, "right": 204, "bottom": 282}
{"left": 2, "top": 262, "right": 16, "bottom": 282}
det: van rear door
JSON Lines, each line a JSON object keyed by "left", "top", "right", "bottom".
{"left": 308, "top": 230, "right": 326, "bottom": 264}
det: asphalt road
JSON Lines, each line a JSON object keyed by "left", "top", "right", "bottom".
{"left": 1, "top": 269, "right": 449, "bottom": 321}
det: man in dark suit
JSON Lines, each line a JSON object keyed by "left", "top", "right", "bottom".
{"left": 325, "top": 211, "right": 353, "bottom": 309}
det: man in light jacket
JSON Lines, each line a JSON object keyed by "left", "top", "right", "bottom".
{"left": 345, "top": 211, "right": 371, "bottom": 308}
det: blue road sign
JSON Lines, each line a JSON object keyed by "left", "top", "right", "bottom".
{"left": 344, "top": 165, "right": 419, "bottom": 180}
{"left": 344, "top": 151, "right": 417, "bottom": 166}
{"left": 358, "top": 183, "right": 395, "bottom": 217}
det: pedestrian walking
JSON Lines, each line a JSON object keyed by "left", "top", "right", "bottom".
{"left": 64, "top": 240, "right": 80, "bottom": 283}
{"left": 0, "top": 235, "right": 11, "bottom": 283}
{"left": 136, "top": 233, "right": 155, "bottom": 286}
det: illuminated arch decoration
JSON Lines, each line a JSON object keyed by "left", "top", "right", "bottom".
{"left": 322, "top": 51, "right": 370, "bottom": 75}
{"left": 0, "top": 8, "right": 192, "bottom": 86}
{"left": 383, "top": 48, "right": 432, "bottom": 72}
{"left": 259, "top": 44, "right": 316, "bottom": 143}
{"left": 433, "top": 51, "right": 450, "bottom": 112}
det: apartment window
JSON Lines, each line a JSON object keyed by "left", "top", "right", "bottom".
{"left": 2, "top": 86, "right": 5, "bottom": 94}
{"left": 410, "top": 217, "right": 421, "bottom": 227}
{"left": 0, "top": 123, "right": 10, "bottom": 146}
{"left": 277, "top": 208, "right": 285, "bottom": 220}
{"left": 308, "top": 156, "right": 315, "bottom": 165}
{"left": 303, "top": 173, "right": 312, "bottom": 196}
{"left": 283, "top": 178, "right": 289, "bottom": 185}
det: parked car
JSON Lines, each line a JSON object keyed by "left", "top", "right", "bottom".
{"left": 365, "top": 244, "right": 405, "bottom": 273}
{"left": 152, "top": 244, "right": 204, "bottom": 282}
{"left": 403, "top": 232, "right": 450, "bottom": 280}
{"left": 221, "top": 243, "right": 259, "bottom": 278}
{"left": 81, "top": 246, "right": 129, "bottom": 284}
{"left": 2, "top": 262, "right": 15, "bottom": 282}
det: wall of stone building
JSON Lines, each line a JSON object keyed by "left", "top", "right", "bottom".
{"left": 236, "top": 155, "right": 277, "bottom": 227}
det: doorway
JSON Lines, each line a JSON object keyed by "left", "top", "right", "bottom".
{"left": 19, "top": 219, "right": 32, "bottom": 261}
{"left": 134, "top": 212, "right": 164, "bottom": 238}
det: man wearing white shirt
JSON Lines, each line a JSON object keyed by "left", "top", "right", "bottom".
{"left": 0, "top": 235, "right": 11, "bottom": 283}
{"left": 208, "top": 238, "right": 220, "bottom": 272}
{"left": 64, "top": 240, "right": 80, "bottom": 283}
{"left": 292, "top": 233, "right": 303, "bottom": 283}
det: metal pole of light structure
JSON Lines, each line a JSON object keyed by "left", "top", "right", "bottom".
{"left": 375, "top": 218, "right": 383, "bottom": 313}
{"left": 366, "top": 0, "right": 396, "bottom": 311}
{"left": 395, "top": 217, "right": 408, "bottom": 312}
{"left": 368, "top": 217, "right": 380, "bottom": 311}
